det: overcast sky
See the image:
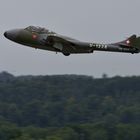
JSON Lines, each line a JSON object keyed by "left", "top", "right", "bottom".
{"left": 1, "top": 0, "right": 140, "bottom": 77}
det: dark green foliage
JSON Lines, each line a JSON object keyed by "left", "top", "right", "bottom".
{"left": 0, "top": 72, "right": 139, "bottom": 139}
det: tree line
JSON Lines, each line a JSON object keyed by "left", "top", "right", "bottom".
{"left": 0, "top": 71, "right": 139, "bottom": 140}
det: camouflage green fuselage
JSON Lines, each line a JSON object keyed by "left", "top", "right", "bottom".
{"left": 4, "top": 26, "right": 140, "bottom": 56}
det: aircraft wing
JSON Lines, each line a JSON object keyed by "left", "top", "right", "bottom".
{"left": 47, "top": 34, "right": 80, "bottom": 51}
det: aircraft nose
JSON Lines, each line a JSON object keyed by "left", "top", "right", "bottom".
{"left": 4, "top": 32, "right": 8, "bottom": 38}
{"left": 4, "top": 29, "right": 21, "bottom": 41}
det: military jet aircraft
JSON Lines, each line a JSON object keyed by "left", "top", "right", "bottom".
{"left": 4, "top": 26, "right": 140, "bottom": 56}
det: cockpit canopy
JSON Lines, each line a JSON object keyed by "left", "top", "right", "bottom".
{"left": 25, "top": 26, "right": 55, "bottom": 34}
